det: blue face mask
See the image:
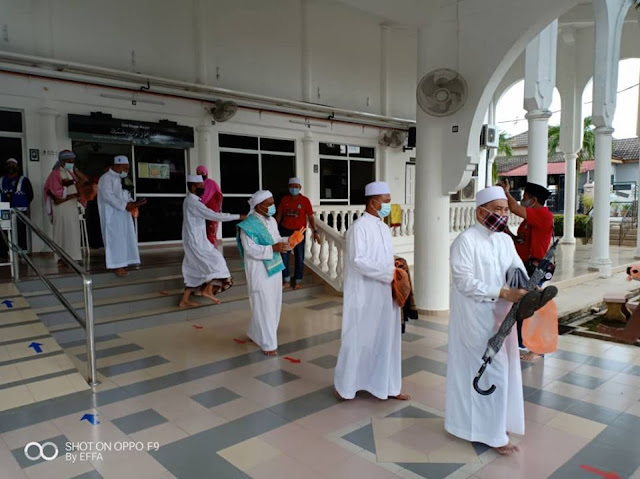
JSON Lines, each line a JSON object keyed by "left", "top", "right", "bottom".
{"left": 289, "top": 188, "right": 300, "bottom": 196}
{"left": 266, "top": 204, "right": 276, "bottom": 216}
{"left": 378, "top": 202, "right": 391, "bottom": 218}
{"left": 64, "top": 163, "right": 74, "bottom": 172}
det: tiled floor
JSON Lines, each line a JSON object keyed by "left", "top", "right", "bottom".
{"left": 2, "top": 274, "right": 640, "bottom": 478}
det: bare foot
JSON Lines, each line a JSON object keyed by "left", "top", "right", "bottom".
{"left": 262, "top": 349, "right": 278, "bottom": 356}
{"left": 520, "top": 352, "right": 543, "bottom": 362}
{"left": 201, "top": 292, "right": 221, "bottom": 304}
{"left": 114, "top": 268, "right": 128, "bottom": 277}
{"left": 282, "top": 283, "right": 291, "bottom": 290}
{"left": 179, "top": 300, "right": 200, "bottom": 308}
{"left": 292, "top": 284, "right": 302, "bottom": 290}
{"left": 390, "top": 393, "right": 411, "bottom": 400}
{"left": 193, "top": 290, "right": 202, "bottom": 297}
{"left": 494, "top": 442, "right": 519, "bottom": 455}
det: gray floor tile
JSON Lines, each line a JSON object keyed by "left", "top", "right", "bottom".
{"left": 12, "top": 434, "right": 69, "bottom": 468}
{"left": 522, "top": 385, "right": 540, "bottom": 399}
{"left": 609, "top": 412, "right": 640, "bottom": 434}
{"left": 60, "top": 334, "right": 121, "bottom": 349}
{"left": 585, "top": 357, "right": 628, "bottom": 372}
{"left": 306, "top": 300, "right": 343, "bottom": 311}
{"left": 71, "top": 471, "right": 104, "bottom": 479}
{"left": 402, "top": 332, "right": 424, "bottom": 342}
{"left": 151, "top": 444, "right": 251, "bottom": 479}
{"left": 0, "top": 333, "right": 51, "bottom": 347}
{"left": 0, "top": 350, "right": 64, "bottom": 368}
{"left": 397, "top": 462, "right": 464, "bottom": 479}
{"left": 594, "top": 424, "right": 640, "bottom": 454}
{"left": 525, "top": 390, "right": 576, "bottom": 411}
{"left": 268, "top": 387, "right": 336, "bottom": 422}
{"left": 548, "top": 440, "right": 637, "bottom": 479}
{"left": 112, "top": 408, "right": 168, "bottom": 435}
{"left": 191, "top": 387, "right": 241, "bottom": 409}
{"left": 386, "top": 406, "right": 439, "bottom": 419}
{"left": 76, "top": 343, "right": 143, "bottom": 362}
{"left": 436, "top": 344, "right": 448, "bottom": 352}
{"left": 564, "top": 401, "right": 622, "bottom": 425}
{"left": 624, "top": 364, "right": 640, "bottom": 376}
{"left": 309, "top": 355, "right": 338, "bottom": 369}
{"left": 550, "top": 350, "right": 591, "bottom": 364}
{"left": 472, "top": 442, "right": 491, "bottom": 456}
{"left": 413, "top": 319, "right": 449, "bottom": 333}
{"left": 255, "top": 369, "right": 300, "bottom": 387}
{"left": 401, "top": 355, "right": 447, "bottom": 377}
{"left": 342, "top": 423, "right": 376, "bottom": 453}
{"left": 558, "top": 372, "right": 607, "bottom": 389}
{"left": 0, "top": 319, "right": 40, "bottom": 329}
{"left": 283, "top": 295, "right": 317, "bottom": 304}
{"left": 97, "top": 355, "right": 169, "bottom": 377}
{"left": 0, "top": 369, "right": 78, "bottom": 391}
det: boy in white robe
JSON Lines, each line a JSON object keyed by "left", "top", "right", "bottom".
{"left": 180, "top": 175, "right": 245, "bottom": 308}
{"left": 97, "top": 156, "right": 145, "bottom": 277}
{"left": 445, "top": 186, "right": 528, "bottom": 455}
{"left": 334, "top": 181, "right": 410, "bottom": 401}
{"left": 237, "top": 191, "right": 290, "bottom": 356}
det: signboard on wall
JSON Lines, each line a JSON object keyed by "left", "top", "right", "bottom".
{"left": 68, "top": 112, "right": 194, "bottom": 148}
{"left": 138, "top": 162, "right": 170, "bottom": 180}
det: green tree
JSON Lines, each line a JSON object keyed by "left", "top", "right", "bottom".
{"left": 492, "top": 132, "right": 512, "bottom": 184}
{"left": 547, "top": 116, "right": 595, "bottom": 171}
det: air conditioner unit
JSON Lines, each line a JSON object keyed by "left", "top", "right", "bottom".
{"left": 480, "top": 124, "right": 499, "bottom": 149}
{"left": 460, "top": 177, "right": 477, "bottom": 201}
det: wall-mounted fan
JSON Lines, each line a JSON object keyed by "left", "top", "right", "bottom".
{"left": 378, "top": 129, "right": 408, "bottom": 148}
{"left": 210, "top": 100, "right": 238, "bottom": 122}
{"left": 416, "top": 68, "right": 468, "bottom": 117}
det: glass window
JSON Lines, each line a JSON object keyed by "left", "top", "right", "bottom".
{"left": 0, "top": 138, "right": 23, "bottom": 173}
{"left": 134, "top": 146, "right": 186, "bottom": 195}
{"left": 319, "top": 143, "right": 347, "bottom": 157}
{"left": 221, "top": 196, "right": 250, "bottom": 238}
{"left": 137, "top": 196, "right": 184, "bottom": 242}
{"left": 348, "top": 145, "right": 375, "bottom": 159}
{"left": 350, "top": 160, "right": 375, "bottom": 204}
{"left": 220, "top": 151, "right": 260, "bottom": 194}
{"left": 219, "top": 134, "right": 259, "bottom": 150}
{"left": 320, "top": 159, "right": 348, "bottom": 200}
{"left": 0, "top": 110, "right": 23, "bottom": 133}
{"left": 260, "top": 137, "right": 295, "bottom": 153}
{"left": 71, "top": 141, "right": 132, "bottom": 181}
{"left": 262, "top": 154, "right": 295, "bottom": 207}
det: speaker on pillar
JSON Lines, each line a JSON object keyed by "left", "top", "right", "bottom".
{"left": 405, "top": 127, "right": 416, "bottom": 151}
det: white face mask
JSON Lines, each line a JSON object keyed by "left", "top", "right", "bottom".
{"left": 119, "top": 171, "right": 128, "bottom": 179}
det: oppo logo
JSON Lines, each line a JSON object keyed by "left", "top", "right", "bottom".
{"left": 24, "top": 441, "right": 59, "bottom": 461}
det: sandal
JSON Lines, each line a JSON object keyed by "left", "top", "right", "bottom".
{"left": 220, "top": 277, "right": 234, "bottom": 292}
{"left": 536, "top": 286, "right": 558, "bottom": 310}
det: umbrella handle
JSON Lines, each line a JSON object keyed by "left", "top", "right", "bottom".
{"left": 473, "top": 360, "right": 496, "bottom": 396}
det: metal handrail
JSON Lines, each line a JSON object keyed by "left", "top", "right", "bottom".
{"left": 618, "top": 202, "right": 637, "bottom": 246}
{"left": 7, "top": 209, "right": 98, "bottom": 386}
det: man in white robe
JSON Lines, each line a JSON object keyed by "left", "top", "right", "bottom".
{"left": 180, "top": 174, "right": 245, "bottom": 308}
{"left": 237, "top": 190, "right": 290, "bottom": 356}
{"left": 445, "top": 186, "right": 528, "bottom": 455}
{"left": 97, "top": 156, "right": 143, "bottom": 277}
{"left": 334, "top": 181, "right": 410, "bottom": 401}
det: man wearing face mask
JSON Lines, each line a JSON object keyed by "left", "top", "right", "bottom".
{"left": 275, "top": 177, "right": 320, "bottom": 290}
{"left": 237, "top": 190, "right": 291, "bottom": 356}
{"left": 43, "top": 150, "right": 84, "bottom": 265}
{"left": 334, "top": 181, "right": 410, "bottom": 401}
{"left": 179, "top": 175, "right": 246, "bottom": 308}
{"left": 0, "top": 158, "right": 34, "bottom": 256}
{"left": 446, "top": 186, "right": 529, "bottom": 455}
{"left": 97, "top": 155, "right": 145, "bottom": 277}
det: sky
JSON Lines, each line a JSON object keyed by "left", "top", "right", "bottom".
{"left": 496, "top": 58, "right": 640, "bottom": 139}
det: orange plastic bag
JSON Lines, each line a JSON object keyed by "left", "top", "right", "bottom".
{"left": 392, "top": 268, "right": 411, "bottom": 308}
{"left": 522, "top": 300, "right": 558, "bottom": 354}
{"left": 288, "top": 227, "right": 306, "bottom": 248}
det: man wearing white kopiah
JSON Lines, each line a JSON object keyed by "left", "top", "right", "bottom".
{"left": 180, "top": 175, "right": 246, "bottom": 308}
{"left": 236, "top": 190, "right": 291, "bottom": 356}
{"left": 445, "top": 186, "right": 528, "bottom": 456}
{"left": 97, "top": 155, "right": 143, "bottom": 277}
{"left": 334, "top": 181, "right": 410, "bottom": 401}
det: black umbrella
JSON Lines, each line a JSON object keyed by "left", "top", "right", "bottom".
{"left": 473, "top": 239, "right": 560, "bottom": 395}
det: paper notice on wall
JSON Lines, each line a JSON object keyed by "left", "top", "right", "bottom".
{"left": 138, "top": 163, "right": 170, "bottom": 180}
{"left": 138, "top": 163, "right": 150, "bottom": 178}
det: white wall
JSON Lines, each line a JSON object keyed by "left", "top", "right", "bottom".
{"left": 0, "top": 0, "right": 417, "bottom": 119}
{"left": 613, "top": 162, "right": 638, "bottom": 184}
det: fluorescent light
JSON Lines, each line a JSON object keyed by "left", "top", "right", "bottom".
{"left": 99, "top": 93, "right": 165, "bottom": 106}
{"left": 289, "top": 118, "right": 328, "bottom": 128}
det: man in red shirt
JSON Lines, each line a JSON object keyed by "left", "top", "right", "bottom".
{"left": 275, "top": 177, "right": 320, "bottom": 289}
{"left": 500, "top": 180, "right": 554, "bottom": 361}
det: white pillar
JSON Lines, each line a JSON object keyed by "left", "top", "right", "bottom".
{"left": 589, "top": 0, "right": 631, "bottom": 274}
{"left": 524, "top": 20, "right": 557, "bottom": 187}
{"left": 380, "top": 25, "right": 391, "bottom": 117}
{"left": 302, "top": 132, "right": 319, "bottom": 205}
{"left": 195, "top": 125, "right": 214, "bottom": 171}
{"left": 485, "top": 100, "right": 497, "bottom": 189}
{"left": 300, "top": 0, "right": 312, "bottom": 103}
{"left": 193, "top": 0, "right": 208, "bottom": 84}
{"left": 562, "top": 152, "right": 578, "bottom": 244}
{"left": 37, "top": 107, "right": 59, "bottom": 243}
{"left": 414, "top": 108, "right": 450, "bottom": 313}
{"left": 635, "top": 67, "right": 640, "bottom": 258}
{"left": 590, "top": 126, "right": 614, "bottom": 273}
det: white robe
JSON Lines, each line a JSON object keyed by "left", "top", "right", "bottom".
{"left": 97, "top": 169, "right": 140, "bottom": 269}
{"left": 182, "top": 193, "right": 239, "bottom": 288}
{"left": 240, "top": 214, "right": 287, "bottom": 351}
{"left": 334, "top": 212, "right": 401, "bottom": 400}
{"left": 445, "top": 222, "right": 526, "bottom": 448}
{"left": 52, "top": 168, "right": 81, "bottom": 262}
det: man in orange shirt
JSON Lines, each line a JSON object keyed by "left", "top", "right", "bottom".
{"left": 275, "top": 177, "right": 320, "bottom": 289}
{"left": 499, "top": 180, "right": 554, "bottom": 361}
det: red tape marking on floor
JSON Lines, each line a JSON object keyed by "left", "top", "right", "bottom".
{"left": 233, "top": 338, "right": 247, "bottom": 344}
{"left": 284, "top": 357, "right": 301, "bottom": 363}
{"left": 192, "top": 325, "right": 203, "bottom": 330}
{"left": 580, "top": 465, "right": 622, "bottom": 479}
{"left": 159, "top": 291, "right": 169, "bottom": 296}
